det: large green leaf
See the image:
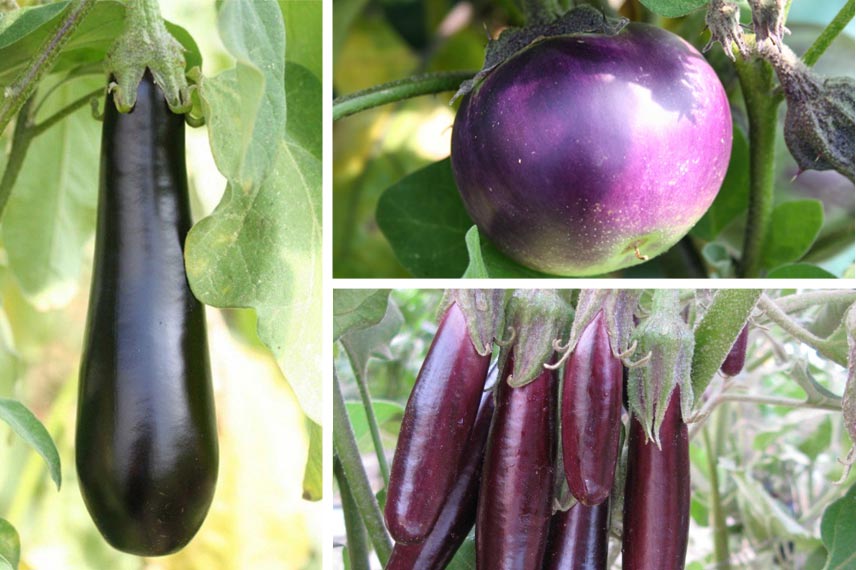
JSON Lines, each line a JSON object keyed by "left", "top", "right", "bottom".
{"left": 463, "top": 226, "right": 552, "bottom": 278}
{"left": 0, "top": 398, "right": 61, "bottom": 489}
{"left": 2, "top": 76, "right": 101, "bottom": 309}
{"left": 186, "top": 0, "right": 322, "bottom": 424}
{"left": 762, "top": 200, "right": 824, "bottom": 270}
{"left": 0, "top": 518, "right": 18, "bottom": 570}
{"left": 821, "top": 482, "right": 856, "bottom": 569}
{"left": 333, "top": 289, "right": 390, "bottom": 340}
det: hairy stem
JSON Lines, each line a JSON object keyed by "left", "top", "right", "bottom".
{"left": 0, "top": 0, "right": 97, "bottom": 134}
{"left": 735, "top": 58, "right": 780, "bottom": 278}
{"left": 704, "top": 419, "right": 731, "bottom": 570}
{"left": 772, "top": 290, "right": 856, "bottom": 315}
{"left": 334, "top": 456, "right": 372, "bottom": 570}
{"left": 333, "top": 71, "right": 475, "bottom": 121}
{"left": 758, "top": 294, "right": 848, "bottom": 366}
{"left": 802, "top": 0, "right": 855, "bottom": 67}
{"left": 717, "top": 392, "right": 841, "bottom": 411}
{"left": 0, "top": 97, "right": 35, "bottom": 222}
{"left": 345, "top": 351, "right": 390, "bottom": 486}
{"left": 333, "top": 372, "right": 393, "bottom": 564}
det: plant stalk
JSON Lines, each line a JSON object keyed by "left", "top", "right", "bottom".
{"left": 703, "top": 419, "right": 731, "bottom": 569}
{"left": 333, "top": 371, "right": 393, "bottom": 564}
{"left": 333, "top": 71, "right": 475, "bottom": 121}
{"left": 802, "top": 0, "right": 855, "bottom": 67}
{"left": 735, "top": 58, "right": 780, "bottom": 278}
{"left": 0, "top": 0, "right": 97, "bottom": 134}
{"left": 344, "top": 351, "right": 390, "bottom": 486}
{"left": 334, "top": 456, "right": 372, "bottom": 570}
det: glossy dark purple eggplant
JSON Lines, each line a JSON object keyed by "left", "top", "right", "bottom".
{"left": 622, "top": 388, "right": 690, "bottom": 570}
{"left": 476, "top": 354, "right": 556, "bottom": 569}
{"left": 385, "top": 302, "right": 492, "bottom": 544}
{"left": 720, "top": 325, "right": 749, "bottom": 376}
{"left": 76, "top": 72, "right": 218, "bottom": 556}
{"left": 451, "top": 23, "right": 732, "bottom": 276}
{"left": 562, "top": 311, "right": 623, "bottom": 506}
{"left": 544, "top": 501, "right": 610, "bottom": 570}
{"left": 386, "top": 390, "right": 495, "bottom": 569}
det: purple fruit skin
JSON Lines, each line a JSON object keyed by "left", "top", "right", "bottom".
{"left": 385, "top": 302, "right": 491, "bottom": 544}
{"left": 476, "top": 355, "right": 556, "bottom": 569}
{"left": 720, "top": 324, "right": 749, "bottom": 376}
{"left": 386, "top": 392, "right": 495, "bottom": 570}
{"left": 451, "top": 23, "right": 733, "bottom": 276}
{"left": 562, "top": 311, "right": 624, "bottom": 506}
{"left": 544, "top": 501, "right": 610, "bottom": 570}
{"left": 622, "top": 388, "right": 690, "bottom": 570}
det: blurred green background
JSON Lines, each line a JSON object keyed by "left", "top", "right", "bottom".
{"left": 333, "top": 0, "right": 855, "bottom": 278}
{"left": 0, "top": 1, "right": 323, "bottom": 568}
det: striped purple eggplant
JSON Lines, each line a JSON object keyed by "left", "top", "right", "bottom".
{"left": 385, "top": 390, "right": 495, "bottom": 569}
{"left": 385, "top": 302, "right": 491, "bottom": 544}
{"left": 622, "top": 388, "right": 690, "bottom": 570}
{"left": 476, "top": 354, "right": 556, "bottom": 569}
{"left": 562, "top": 310, "right": 624, "bottom": 506}
{"left": 543, "top": 501, "right": 610, "bottom": 570}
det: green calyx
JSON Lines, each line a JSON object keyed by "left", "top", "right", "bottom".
{"left": 503, "top": 289, "right": 571, "bottom": 388}
{"left": 106, "top": 0, "right": 192, "bottom": 113}
{"left": 438, "top": 289, "right": 506, "bottom": 356}
{"left": 627, "top": 290, "right": 695, "bottom": 447}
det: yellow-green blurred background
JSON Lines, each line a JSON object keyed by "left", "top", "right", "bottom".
{"left": 0, "top": 2, "right": 322, "bottom": 568}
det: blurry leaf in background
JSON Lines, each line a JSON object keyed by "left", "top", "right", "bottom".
{"left": 376, "top": 159, "right": 471, "bottom": 277}
{"left": 761, "top": 200, "right": 824, "bottom": 271}
{"left": 345, "top": 400, "right": 404, "bottom": 449}
{"left": 0, "top": 518, "right": 19, "bottom": 570}
{"left": 302, "top": 420, "right": 323, "bottom": 501}
{"left": 285, "top": 61, "right": 322, "bottom": 160}
{"left": 2, "top": 76, "right": 101, "bottom": 310}
{"left": 186, "top": 0, "right": 322, "bottom": 424}
{"left": 0, "top": 399, "right": 60, "bottom": 490}
{"left": 0, "top": 311, "right": 18, "bottom": 397}
{"left": 333, "top": 289, "right": 390, "bottom": 340}
{"left": 341, "top": 297, "right": 404, "bottom": 378}
{"left": 821, "top": 481, "right": 856, "bottom": 570}
{"left": 279, "top": 0, "right": 321, "bottom": 79}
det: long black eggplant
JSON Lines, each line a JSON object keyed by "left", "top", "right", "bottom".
{"left": 76, "top": 71, "right": 218, "bottom": 556}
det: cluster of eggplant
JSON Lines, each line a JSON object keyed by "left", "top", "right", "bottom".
{"left": 382, "top": 297, "right": 748, "bottom": 569}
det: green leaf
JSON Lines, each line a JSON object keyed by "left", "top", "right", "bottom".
{"left": 3, "top": 76, "right": 101, "bottom": 309}
{"left": 345, "top": 400, "right": 404, "bottom": 447}
{"left": 701, "top": 242, "right": 736, "bottom": 278}
{"left": 0, "top": 310, "right": 19, "bottom": 398}
{"left": 447, "top": 535, "right": 476, "bottom": 569}
{"left": 692, "top": 126, "right": 749, "bottom": 241}
{"left": 761, "top": 200, "right": 824, "bottom": 270}
{"left": 0, "top": 1, "right": 125, "bottom": 87}
{"left": 284, "top": 61, "right": 321, "bottom": 160}
{"left": 164, "top": 20, "right": 203, "bottom": 71}
{"left": 302, "top": 419, "right": 322, "bottom": 501}
{"left": 279, "top": 0, "right": 321, "bottom": 79}
{"left": 333, "top": 289, "right": 390, "bottom": 340}
{"left": 0, "top": 399, "right": 61, "bottom": 489}
{"left": 0, "top": 518, "right": 19, "bottom": 570}
{"left": 376, "top": 159, "right": 473, "bottom": 277}
{"left": 767, "top": 263, "right": 837, "bottom": 278}
{"left": 691, "top": 289, "right": 763, "bottom": 400}
{"left": 821, "top": 482, "right": 856, "bottom": 569}
{"left": 638, "top": 0, "right": 708, "bottom": 17}
{"left": 341, "top": 297, "right": 403, "bottom": 378}
{"left": 463, "top": 226, "right": 552, "bottom": 278}
{"left": 732, "top": 470, "right": 818, "bottom": 547}
{"left": 186, "top": 0, "right": 321, "bottom": 425}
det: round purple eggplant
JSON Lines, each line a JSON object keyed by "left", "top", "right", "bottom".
{"left": 562, "top": 310, "right": 624, "bottom": 506}
{"left": 451, "top": 23, "right": 733, "bottom": 276}
{"left": 543, "top": 501, "right": 610, "bottom": 570}
{"left": 476, "top": 354, "right": 556, "bottom": 569}
{"left": 384, "top": 302, "right": 491, "bottom": 544}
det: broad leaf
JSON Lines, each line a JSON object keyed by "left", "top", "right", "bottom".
{"left": 0, "top": 398, "right": 61, "bottom": 489}
{"left": 821, "top": 482, "right": 856, "bottom": 570}
{"left": 0, "top": 519, "right": 18, "bottom": 570}
{"left": 639, "top": 0, "right": 708, "bottom": 18}
{"left": 376, "top": 159, "right": 472, "bottom": 277}
{"left": 186, "top": 0, "right": 322, "bottom": 424}
{"left": 767, "top": 263, "right": 836, "bottom": 278}
{"left": 463, "top": 226, "right": 552, "bottom": 278}
{"left": 341, "top": 297, "right": 403, "bottom": 379}
{"left": 333, "top": 289, "right": 390, "bottom": 340}
{"left": 762, "top": 200, "right": 824, "bottom": 270}
{"left": 3, "top": 76, "right": 101, "bottom": 309}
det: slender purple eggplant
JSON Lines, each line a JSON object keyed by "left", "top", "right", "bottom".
{"left": 720, "top": 325, "right": 749, "bottom": 376}
{"left": 385, "top": 302, "right": 492, "bottom": 544}
{"left": 543, "top": 501, "right": 610, "bottom": 570}
{"left": 476, "top": 353, "right": 556, "bottom": 569}
{"left": 385, "top": 390, "right": 495, "bottom": 569}
{"left": 562, "top": 311, "right": 624, "bottom": 506}
{"left": 622, "top": 388, "right": 690, "bottom": 570}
